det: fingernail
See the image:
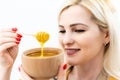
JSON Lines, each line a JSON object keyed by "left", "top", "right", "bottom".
{"left": 17, "top": 34, "right": 22, "bottom": 38}
{"left": 16, "top": 37, "right": 21, "bottom": 41}
{"left": 18, "top": 66, "right": 21, "bottom": 72}
{"left": 63, "top": 64, "right": 67, "bottom": 70}
{"left": 15, "top": 41, "right": 20, "bottom": 44}
{"left": 12, "top": 27, "right": 17, "bottom": 32}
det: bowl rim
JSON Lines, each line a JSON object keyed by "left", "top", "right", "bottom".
{"left": 22, "top": 47, "right": 64, "bottom": 59}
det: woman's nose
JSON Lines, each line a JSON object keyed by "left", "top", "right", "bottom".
{"left": 63, "top": 34, "right": 74, "bottom": 45}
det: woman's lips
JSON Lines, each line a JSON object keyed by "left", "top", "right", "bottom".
{"left": 65, "top": 49, "right": 80, "bottom": 55}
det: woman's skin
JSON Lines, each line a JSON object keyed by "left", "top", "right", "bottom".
{"left": 0, "top": 28, "right": 22, "bottom": 80}
{"left": 19, "top": 4, "right": 110, "bottom": 80}
{"left": 58, "top": 5, "right": 109, "bottom": 80}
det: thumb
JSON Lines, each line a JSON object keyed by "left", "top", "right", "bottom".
{"left": 18, "top": 65, "right": 34, "bottom": 80}
{"left": 57, "top": 64, "right": 67, "bottom": 80}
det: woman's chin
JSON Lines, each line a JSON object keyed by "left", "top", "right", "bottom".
{"left": 66, "top": 59, "right": 77, "bottom": 65}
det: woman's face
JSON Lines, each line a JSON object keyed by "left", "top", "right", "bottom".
{"left": 58, "top": 5, "right": 109, "bottom": 65}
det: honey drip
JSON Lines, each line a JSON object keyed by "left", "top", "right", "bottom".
{"left": 35, "top": 32, "right": 50, "bottom": 57}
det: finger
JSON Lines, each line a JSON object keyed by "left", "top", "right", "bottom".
{"left": 0, "top": 32, "right": 17, "bottom": 38}
{"left": 57, "top": 64, "right": 67, "bottom": 80}
{"left": 8, "top": 46, "right": 19, "bottom": 59}
{"left": 0, "top": 27, "right": 17, "bottom": 32}
{"left": 19, "top": 66, "right": 34, "bottom": 80}
{"left": 0, "top": 51, "right": 13, "bottom": 67}
{"left": 0, "top": 37, "right": 17, "bottom": 45}
{"left": 0, "top": 42, "right": 18, "bottom": 54}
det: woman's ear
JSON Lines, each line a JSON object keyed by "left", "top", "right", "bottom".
{"left": 104, "top": 31, "right": 110, "bottom": 45}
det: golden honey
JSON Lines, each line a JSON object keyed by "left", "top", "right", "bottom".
{"left": 35, "top": 32, "right": 50, "bottom": 57}
{"left": 27, "top": 52, "right": 59, "bottom": 57}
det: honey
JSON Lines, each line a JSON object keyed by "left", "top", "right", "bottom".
{"left": 35, "top": 32, "right": 50, "bottom": 57}
{"left": 27, "top": 52, "right": 59, "bottom": 57}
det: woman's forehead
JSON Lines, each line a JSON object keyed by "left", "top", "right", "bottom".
{"left": 59, "top": 5, "right": 92, "bottom": 20}
{"left": 59, "top": 5, "right": 93, "bottom": 25}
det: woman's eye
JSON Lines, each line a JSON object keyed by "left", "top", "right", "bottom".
{"left": 75, "top": 29, "right": 85, "bottom": 32}
{"left": 59, "top": 30, "right": 66, "bottom": 33}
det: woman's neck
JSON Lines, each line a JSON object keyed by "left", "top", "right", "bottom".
{"left": 69, "top": 53, "right": 104, "bottom": 80}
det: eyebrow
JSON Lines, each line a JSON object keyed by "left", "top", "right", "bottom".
{"left": 59, "top": 23, "right": 88, "bottom": 28}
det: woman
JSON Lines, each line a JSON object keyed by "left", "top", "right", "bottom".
{"left": 19, "top": 0, "right": 120, "bottom": 80}
{"left": 18, "top": 0, "right": 120, "bottom": 80}
{"left": 0, "top": 0, "right": 120, "bottom": 80}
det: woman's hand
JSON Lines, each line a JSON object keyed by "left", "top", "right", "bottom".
{"left": 0, "top": 28, "right": 22, "bottom": 68}
{"left": 19, "top": 64, "right": 67, "bottom": 80}
{"left": 19, "top": 66, "right": 34, "bottom": 80}
{"left": 0, "top": 27, "right": 22, "bottom": 80}
{"left": 57, "top": 64, "right": 67, "bottom": 80}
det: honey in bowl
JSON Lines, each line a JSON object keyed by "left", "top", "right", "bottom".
{"left": 27, "top": 52, "right": 59, "bottom": 57}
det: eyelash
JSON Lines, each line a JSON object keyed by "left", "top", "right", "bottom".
{"left": 59, "top": 30, "right": 66, "bottom": 33}
{"left": 75, "top": 30, "right": 85, "bottom": 32}
{"left": 59, "top": 29, "right": 85, "bottom": 33}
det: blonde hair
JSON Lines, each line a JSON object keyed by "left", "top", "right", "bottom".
{"left": 58, "top": 0, "right": 120, "bottom": 79}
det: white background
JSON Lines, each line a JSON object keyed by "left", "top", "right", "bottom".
{"left": 0, "top": 0, "right": 64, "bottom": 80}
{"left": 0, "top": 0, "right": 120, "bottom": 80}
